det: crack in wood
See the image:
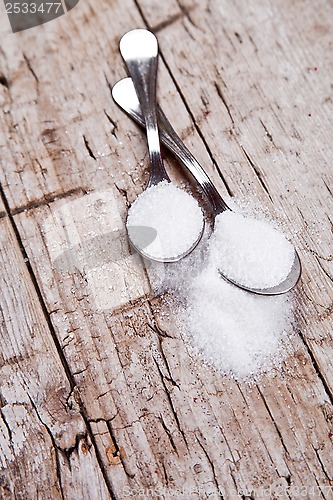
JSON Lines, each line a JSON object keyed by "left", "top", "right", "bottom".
{"left": 257, "top": 387, "right": 290, "bottom": 457}
{"left": 311, "top": 445, "right": 332, "bottom": 483}
{"left": 10, "top": 187, "right": 86, "bottom": 216}
{"left": 294, "top": 328, "right": 333, "bottom": 405}
{"left": 0, "top": 73, "right": 9, "bottom": 89}
{"left": 83, "top": 135, "right": 97, "bottom": 160}
{"left": 151, "top": 11, "right": 185, "bottom": 33}
{"left": 314, "top": 255, "right": 333, "bottom": 283}
{"left": 237, "top": 385, "right": 290, "bottom": 476}
{"left": 153, "top": 357, "right": 188, "bottom": 449}
{"left": 248, "top": 34, "right": 258, "bottom": 53}
{"left": 241, "top": 145, "right": 273, "bottom": 202}
{"left": 195, "top": 431, "right": 223, "bottom": 498}
{"left": 259, "top": 118, "right": 276, "bottom": 147}
{"left": 105, "top": 420, "right": 133, "bottom": 477}
{"left": 0, "top": 183, "right": 76, "bottom": 389}
{"left": 95, "top": 389, "right": 114, "bottom": 401}
{"left": 322, "top": 178, "right": 332, "bottom": 198}
{"left": 23, "top": 53, "right": 39, "bottom": 86}
{"left": 147, "top": 321, "right": 174, "bottom": 339}
{"left": 214, "top": 81, "right": 235, "bottom": 126}
{"left": 104, "top": 109, "right": 118, "bottom": 139}
{"left": 35, "top": 158, "right": 48, "bottom": 180}
{"left": 160, "top": 460, "right": 169, "bottom": 486}
{"left": 114, "top": 183, "right": 130, "bottom": 207}
{"left": 153, "top": 343, "right": 180, "bottom": 390}
{"left": 176, "top": 1, "right": 201, "bottom": 33}
{"left": 26, "top": 392, "right": 65, "bottom": 500}
{"left": 72, "top": 366, "right": 89, "bottom": 377}
{"left": 234, "top": 32, "right": 243, "bottom": 44}
{"left": 60, "top": 431, "right": 90, "bottom": 464}
{"left": 299, "top": 286, "right": 328, "bottom": 313}
{"left": 159, "top": 415, "right": 178, "bottom": 454}
{"left": 309, "top": 248, "right": 333, "bottom": 263}
{"left": 218, "top": 425, "right": 237, "bottom": 466}
{"left": 0, "top": 408, "right": 14, "bottom": 445}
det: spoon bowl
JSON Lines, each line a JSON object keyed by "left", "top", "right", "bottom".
{"left": 220, "top": 248, "right": 302, "bottom": 295}
{"left": 128, "top": 223, "right": 205, "bottom": 263}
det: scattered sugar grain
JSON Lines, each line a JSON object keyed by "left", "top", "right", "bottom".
{"left": 127, "top": 181, "right": 203, "bottom": 261}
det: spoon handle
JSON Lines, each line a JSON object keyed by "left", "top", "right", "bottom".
{"left": 112, "top": 78, "right": 229, "bottom": 214}
{"left": 157, "top": 106, "right": 229, "bottom": 214}
{"left": 119, "top": 30, "right": 169, "bottom": 187}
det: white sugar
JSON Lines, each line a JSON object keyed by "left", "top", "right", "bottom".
{"left": 210, "top": 211, "right": 295, "bottom": 289}
{"left": 151, "top": 207, "right": 296, "bottom": 382}
{"left": 175, "top": 263, "right": 294, "bottom": 381}
{"left": 127, "top": 181, "right": 204, "bottom": 261}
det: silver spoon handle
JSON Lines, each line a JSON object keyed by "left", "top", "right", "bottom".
{"left": 157, "top": 106, "right": 229, "bottom": 214}
{"left": 119, "top": 30, "right": 169, "bottom": 187}
{"left": 112, "top": 78, "right": 228, "bottom": 214}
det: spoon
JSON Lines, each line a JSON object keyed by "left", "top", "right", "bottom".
{"left": 112, "top": 77, "right": 302, "bottom": 295}
{"left": 119, "top": 29, "right": 204, "bottom": 262}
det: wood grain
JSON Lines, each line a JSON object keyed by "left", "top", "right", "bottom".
{"left": 0, "top": 213, "right": 110, "bottom": 499}
{"left": 0, "top": 0, "right": 332, "bottom": 498}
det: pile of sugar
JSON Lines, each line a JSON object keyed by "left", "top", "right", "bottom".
{"left": 210, "top": 211, "right": 295, "bottom": 289}
{"left": 176, "top": 266, "right": 294, "bottom": 380}
{"left": 148, "top": 209, "right": 295, "bottom": 382}
{"left": 126, "top": 181, "right": 204, "bottom": 261}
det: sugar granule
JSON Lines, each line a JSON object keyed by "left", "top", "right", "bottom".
{"left": 127, "top": 181, "right": 204, "bottom": 261}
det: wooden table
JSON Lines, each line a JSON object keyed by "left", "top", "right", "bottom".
{"left": 0, "top": 0, "right": 332, "bottom": 498}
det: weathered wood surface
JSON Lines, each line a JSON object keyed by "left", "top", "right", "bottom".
{"left": 0, "top": 0, "right": 332, "bottom": 498}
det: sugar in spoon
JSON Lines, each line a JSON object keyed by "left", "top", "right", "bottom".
{"left": 119, "top": 29, "right": 204, "bottom": 263}
{"left": 112, "top": 77, "right": 302, "bottom": 295}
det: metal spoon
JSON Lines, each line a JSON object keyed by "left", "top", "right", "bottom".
{"left": 119, "top": 29, "right": 204, "bottom": 263}
{"left": 112, "top": 77, "right": 302, "bottom": 295}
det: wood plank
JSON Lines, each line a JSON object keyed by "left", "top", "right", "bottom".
{"left": 0, "top": 214, "right": 110, "bottom": 498}
{"left": 14, "top": 188, "right": 333, "bottom": 496}
{"left": 0, "top": 0, "right": 332, "bottom": 497}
